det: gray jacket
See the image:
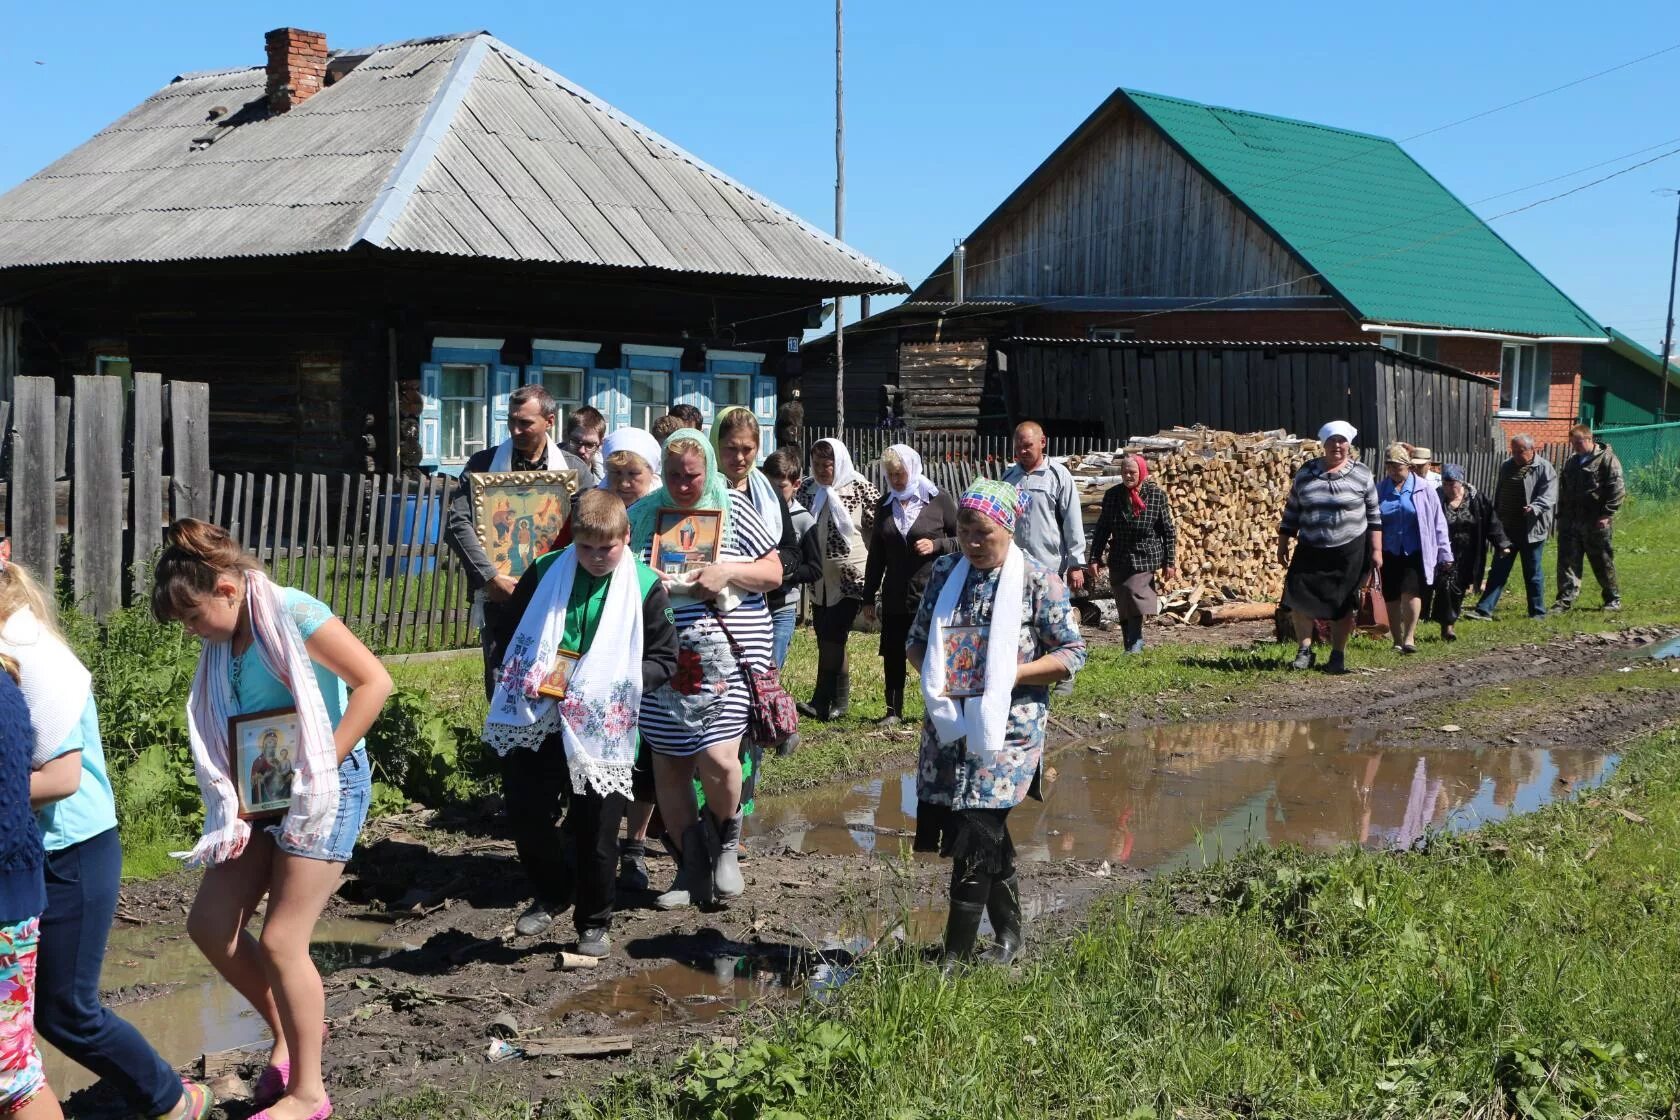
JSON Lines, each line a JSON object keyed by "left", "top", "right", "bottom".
{"left": 1493, "top": 453, "right": 1557, "bottom": 544}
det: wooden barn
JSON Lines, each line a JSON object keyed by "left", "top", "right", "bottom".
{"left": 1003, "top": 338, "right": 1499, "bottom": 454}
{"left": 805, "top": 86, "right": 1639, "bottom": 447}
{"left": 0, "top": 28, "right": 905, "bottom": 474}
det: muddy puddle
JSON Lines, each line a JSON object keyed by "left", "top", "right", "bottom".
{"left": 748, "top": 718, "right": 1619, "bottom": 870}
{"left": 44, "top": 917, "right": 393, "bottom": 1098}
{"left": 546, "top": 718, "right": 1617, "bottom": 1028}
{"left": 1651, "top": 635, "right": 1680, "bottom": 660}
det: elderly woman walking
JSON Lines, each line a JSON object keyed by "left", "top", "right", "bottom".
{"left": 908, "top": 480, "right": 1086, "bottom": 966}
{"left": 1088, "top": 454, "right": 1178, "bottom": 653}
{"left": 795, "top": 438, "right": 880, "bottom": 721}
{"left": 631, "top": 430, "right": 783, "bottom": 911}
{"left": 1278, "top": 421, "right": 1382, "bottom": 674}
{"left": 862, "top": 445, "right": 958, "bottom": 726}
{"left": 1427, "top": 464, "right": 1509, "bottom": 641}
{"left": 1377, "top": 443, "right": 1453, "bottom": 654}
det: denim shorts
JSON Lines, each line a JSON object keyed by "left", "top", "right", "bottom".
{"left": 272, "top": 746, "right": 371, "bottom": 863}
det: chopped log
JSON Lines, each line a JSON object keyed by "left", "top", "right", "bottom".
{"left": 556, "top": 951, "right": 600, "bottom": 971}
{"left": 1197, "top": 602, "right": 1280, "bottom": 625}
{"left": 530, "top": 1035, "right": 634, "bottom": 1059}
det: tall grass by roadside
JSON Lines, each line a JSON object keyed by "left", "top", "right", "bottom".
{"left": 559, "top": 724, "right": 1680, "bottom": 1119}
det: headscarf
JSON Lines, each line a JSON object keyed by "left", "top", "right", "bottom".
{"left": 1124, "top": 454, "right": 1149, "bottom": 516}
{"left": 1318, "top": 420, "right": 1357, "bottom": 444}
{"left": 886, "top": 443, "right": 939, "bottom": 538}
{"left": 596, "top": 428, "right": 661, "bottom": 489}
{"left": 1442, "top": 463, "right": 1467, "bottom": 484}
{"left": 809, "top": 438, "right": 862, "bottom": 540}
{"left": 958, "top": 478, "right": 1023, "bottom": 534}
{"left": 709, "top": 406, "right": 784, "bottom": 541}
{"left": 628, "top": 428, "right": 735, "bottom": 552}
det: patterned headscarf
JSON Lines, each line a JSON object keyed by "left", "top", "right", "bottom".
{"left": 628, "top": 428, "right": 735, "bottom": 551}
{"left": 958, "top": 478, "right": 1023, "bottom": 533}
{"left": 1125, "top": 454, "right": 1149, "bottom": 516}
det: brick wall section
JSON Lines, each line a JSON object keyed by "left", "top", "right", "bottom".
{"left": 265, "top": 28, "right": 328, "bottom": 113}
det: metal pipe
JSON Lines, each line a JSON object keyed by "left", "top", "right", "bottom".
{"left": 833, "top": 0, "right": 845, "bottom": 430}
{"left": 1357, "top": 323, "right": 1609, "bottom": 345}
{"left": 952, "top": 241, "right": 966, "bottom": 305}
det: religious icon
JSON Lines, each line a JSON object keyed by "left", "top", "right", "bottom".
{"left": 652, "top": 508, "right": 722, "bottom": 578}
{"left": 469, "top": 471, "right": 578, "bottom": 580}
{"left": 942, "top": 626, "right": 986, "bottom": 699}
{"left": 231, "top": 708, "right": 301, "bottom": 819}
{"left": 536, "top": 649, "right": 582, "bottom": 700}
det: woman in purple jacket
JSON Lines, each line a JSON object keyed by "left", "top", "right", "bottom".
{"left": 1377, "top": 442, "right": 1453, "bottom": 654}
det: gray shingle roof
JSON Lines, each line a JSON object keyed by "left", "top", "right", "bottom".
{"left": 0, "top": 32, "right": 905, "bottom": 290}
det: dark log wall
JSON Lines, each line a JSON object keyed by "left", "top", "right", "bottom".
{"left": 917, "top": 101, "right": 1327, "bottom": 303}
{"left": 1008, "top": 341, "right": 1496, "bottom": 453}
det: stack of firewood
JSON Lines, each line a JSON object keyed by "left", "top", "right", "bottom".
{"left": 1066, "top": 426, "right": 1320, "bottom": 607}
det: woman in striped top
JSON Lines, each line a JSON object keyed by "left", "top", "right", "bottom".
{"left": 1277, "top": 421, "right": 1383, "bottom": 675}
{"left": 630, "top": 430, "right": 782, "bottom": 910}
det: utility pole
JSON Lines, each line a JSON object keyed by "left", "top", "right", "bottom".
{"left": 1660, "top": 189, "right": 1679, "bottom": 422}
{"left": 833, "top": 0, "right": 846, "bottom": 433}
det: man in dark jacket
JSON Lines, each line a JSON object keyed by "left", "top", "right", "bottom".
{"left": 1552, "top": 424, "right": 1625, "bottom": 612}
{"left": 1468, "top": 435, "right": 1556, "bottom": 621}
{"left": 442, "top": 384, "right": 589, "bottom": 698}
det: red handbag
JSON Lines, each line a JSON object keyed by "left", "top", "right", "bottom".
{"left": 1356, "top": 571, "right": 1390, "bottom": 631}
{"left": 709, "top": 607, "right": 799, "bottom": 747}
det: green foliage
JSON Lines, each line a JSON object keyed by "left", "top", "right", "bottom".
{"left": 363, "top": 685, "right": 498, "bottom": 809}
{"left": 674, "top": 1023, "right": 870, "bottom": 1120}
{"left": 1626, "top": 449, "right": 1680, "bottom": 502}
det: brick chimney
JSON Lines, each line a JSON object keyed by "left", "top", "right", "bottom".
{"left": 265, "top": 27, "right": 328, "bottom": 113}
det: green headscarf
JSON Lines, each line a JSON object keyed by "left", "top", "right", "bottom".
{"left": 628, "top": 427, "right": 735, "bottom": 552}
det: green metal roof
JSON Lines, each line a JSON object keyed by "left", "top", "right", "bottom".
{"left": 1606, "top": 328, "right": 1680, "bottom": 388}
{"left": 1123, "top": 89, "right": 1606, "bottom": 339}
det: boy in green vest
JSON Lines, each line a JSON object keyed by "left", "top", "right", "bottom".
{"left": 486, "top": 490, "right": 679, "bottom": 957}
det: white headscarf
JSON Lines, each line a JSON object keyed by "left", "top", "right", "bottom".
{"left": 1318, "top": 420, "right": 1358, "bottom": 445}
{"left": 596, "top": 428, "right": 661, "bottom": 489}
{"left": 809, "top": 438, "right": 861, "bottom": 540}
{"left": 886, "top": 443, "right": 938, "bottom": 538}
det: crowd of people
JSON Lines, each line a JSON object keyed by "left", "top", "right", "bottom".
{"left": 0, "top": 393, "right": 1629, "bottom": 1117}
{"left": 1279, "top": 420, "right": 1626, "bottom": 672}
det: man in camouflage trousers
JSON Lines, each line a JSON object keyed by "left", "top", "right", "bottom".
{"left": 1553, "top": 423, "right": 1625, "bottom": 613}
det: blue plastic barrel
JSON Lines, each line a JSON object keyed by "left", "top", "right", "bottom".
{"left": 382, "top": 492, "right": 441, "bottom": 576}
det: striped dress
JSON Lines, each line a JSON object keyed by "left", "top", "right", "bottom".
{"left": 638, "top": 490, "right": 778, "bottom": 756}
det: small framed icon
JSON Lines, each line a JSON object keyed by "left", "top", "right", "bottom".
{"left": 231, "top": 707, "right": 302, "bottom": 819}
{"left": 536, "top": 649, "right": 582, "bottom": 700}
{"left": 941, "top": 626, "right": 986, "bottom": 699}
{"left": 652, "top": 507, "right": 722, "bottom": 578}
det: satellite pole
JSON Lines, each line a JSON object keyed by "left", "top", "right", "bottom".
{"left": 834, "top": 0, "right": 846, "bottom": 432}
{"left": 1659, "top": 189, "right": 1679, "bottom": 422}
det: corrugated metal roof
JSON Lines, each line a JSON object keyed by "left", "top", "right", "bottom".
{"left": 0, "top": 32, "right": 905, "bottom": 291}
{"left": 1120, "top": 90, "right": 1603, "bottom": 339}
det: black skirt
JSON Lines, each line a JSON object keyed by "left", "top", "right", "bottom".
{"left": 1283, "top": 535, "right": 1370, "bottom": 621}
{"left": 812, "top": 598, "right": 862, "bottom": 643}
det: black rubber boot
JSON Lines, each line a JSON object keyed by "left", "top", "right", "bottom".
{"left": 829, "top": 669, "right": 851, "bottom": 721}
{"left": 678, "top": 820, "right": 714, "bottom": 909}
{"left": 940, "top": 874, "right": 991, "bottom": 971}
{"left": 981, "top": 873, "right": 1023, "bottom": 964}
{"left": 797, "top": 672, "right": 833, "bottom": 721}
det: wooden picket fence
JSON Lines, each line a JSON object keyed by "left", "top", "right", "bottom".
{"left": 205, "top": 470, "right": 473, "bottom": 654}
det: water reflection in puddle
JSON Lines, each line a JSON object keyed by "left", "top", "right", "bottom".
{"left": 748, "top": 718, "right": 1619, "bottom": 871}
{"left": 44, "top": 917, "right": 392, "bottom": 1098}
{"left": 1651, "top": 636, "right": 1680, "bottom": 660}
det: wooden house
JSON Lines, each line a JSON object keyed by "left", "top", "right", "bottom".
{"left": 0, "top": 28, "right": 906, "bottom": 474}
{"left": 807, "top": 87, "right": 1651, "bottom": 446}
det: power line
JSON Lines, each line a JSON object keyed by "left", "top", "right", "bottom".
{"left": 949, "top": 40, "right": 1680, "bottom": 281}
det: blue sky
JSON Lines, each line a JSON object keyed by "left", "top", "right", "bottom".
{"left": 4, "top": 1, "right": 1677, "bottom": 350}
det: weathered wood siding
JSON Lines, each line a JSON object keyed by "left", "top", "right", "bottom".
{"left": 1007, "top": 341, "right": 1496, "bottom": 454}
{"left": 922, "top": 102, "right": 1325, "bottom": 302}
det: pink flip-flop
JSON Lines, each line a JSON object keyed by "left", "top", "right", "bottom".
{"left": 251, "top": 1062, "right": 289, "bottom": 1110}
{"left": 250, "top": 1099, "right": 331, "bottom": 1120}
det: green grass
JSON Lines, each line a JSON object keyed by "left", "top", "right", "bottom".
{"left": 556, "top": 722, "right": 1680, "bottom": 1119}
